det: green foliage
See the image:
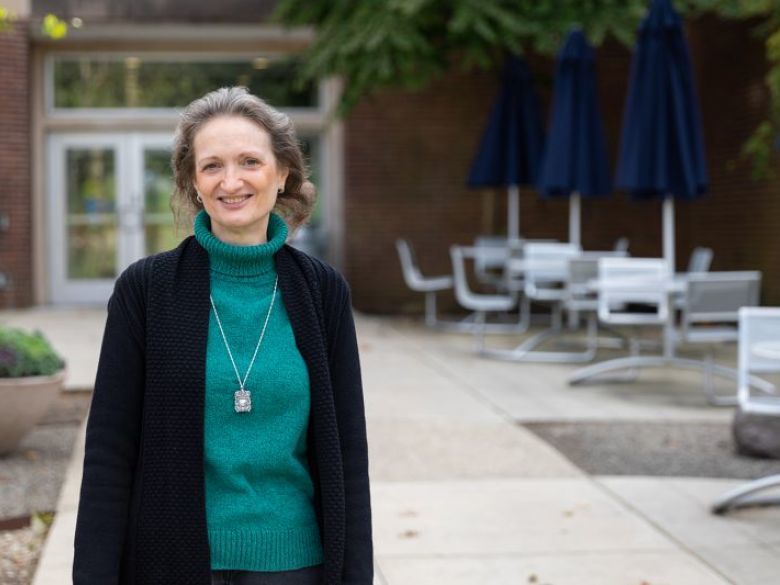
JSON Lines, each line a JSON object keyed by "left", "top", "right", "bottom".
{"left": 275, "top": 0, "right": 780, "bottom": 177}
{"left": 41, "top": 13, "right": 68, "bottom": 39}
{"left": 0, "top": 8, "right": 68, "bottom": 38}
{"left": 0, "top": 327, "right": 66, "bottom": 378}
{"left": 273, "top": 0, "right": 651, "bottom": 110}
{"left": 0, "top": 6, "right": 12, "bottom": 32}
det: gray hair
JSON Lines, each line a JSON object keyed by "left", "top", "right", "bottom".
{"left": 170, "top": 86, "right": 316, "bottom": 233}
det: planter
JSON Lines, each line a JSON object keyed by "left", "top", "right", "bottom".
{"left": 0, "top": 369, "right": 67, "bottom": 456}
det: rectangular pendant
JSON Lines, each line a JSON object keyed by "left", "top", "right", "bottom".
{"left": 234, "top": 389, "right": 252, "bottom": 413}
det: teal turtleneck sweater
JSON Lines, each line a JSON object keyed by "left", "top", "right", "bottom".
{"left": 193, "top": 210, "right": 323, "bottom": 571}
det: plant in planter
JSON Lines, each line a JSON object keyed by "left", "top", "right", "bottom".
{"left": 0, "top": 326, "right": 66, "bottom": 455}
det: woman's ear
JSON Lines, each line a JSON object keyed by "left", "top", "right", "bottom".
{"left": 278, "top": 168, "right": 290, "bottom": 191}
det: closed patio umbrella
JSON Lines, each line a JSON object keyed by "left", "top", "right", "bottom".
{"left": 616, "top": 0, "right": 708, "bottom": 272}
{"left": 467, "top": 55, "right": 544, "bottom": 244}
{"left": 538, "top": 28, "right": 611, "bottom": 247}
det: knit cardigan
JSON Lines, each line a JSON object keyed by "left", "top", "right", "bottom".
{"left": 73, "top": 236, "right": 373, "bottom": 585}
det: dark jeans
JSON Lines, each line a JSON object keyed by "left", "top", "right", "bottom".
{"left": 211, "top": 564, "right": 323, "bottom": 585}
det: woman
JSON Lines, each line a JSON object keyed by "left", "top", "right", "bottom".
{"left": 73, "top": 87, "right": 373, "bottom": 585}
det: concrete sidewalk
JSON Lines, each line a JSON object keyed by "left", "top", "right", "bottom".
{"left": 5, "top": 309, "right": 777, "bottom": 585}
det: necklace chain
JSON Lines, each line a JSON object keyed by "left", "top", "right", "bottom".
{"left": 209, "top": 276, "right": 278, "bottom": 393}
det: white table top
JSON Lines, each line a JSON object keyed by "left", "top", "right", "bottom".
{"left": 752, "top": 341, "right": 780, "bottom": 361}
{"left": 586, "top": 274, "right": 687, "bottom": 294}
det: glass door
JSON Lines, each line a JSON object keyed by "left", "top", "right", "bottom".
{"left": 48, "top": 133, "right": 174, "bottom": 304}
{"left": 140, "top": 137, "right": 178, "bottom": 256}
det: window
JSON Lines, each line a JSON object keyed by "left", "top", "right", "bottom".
{"left": 51, "top": 55, "right": 317, "bottom": 110}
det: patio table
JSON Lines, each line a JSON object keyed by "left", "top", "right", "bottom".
{"left": 751, "top": 341, "right": 780, "bottom": 361}
{"left": 568, "top": 274, "right": 760, "bottom": 403}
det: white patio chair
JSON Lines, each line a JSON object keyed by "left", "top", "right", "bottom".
{"left": 396, "top": 239, "right": 455, "bottom": 328}
{"left": 569, "top": 257, "right": 670, "bottom": 383}
{"left": 572, "top": 261, "right": 772, "bottom": 403}
{"left": 676, "top": 271, "right": 762, "bottom": 405}
{"left": 687, "top": 246, "right": 714, "bottom": 273}
{"left": 712, "top": 307, "right": 780, "bottom": 514}
{"left": 473, "top": 236, "right": 558, "bottom": 292}
{"left": 596, "top": 257, "right": 670, "bottom": 326}
{"left": 473, "top": 236, "right": 512, "bottom": 291}
{"left": 675, "top": 246, "right": 714, "bottom": 309}
{"left": 480, "top": 243, "right": 585, "bottom": 361}
{"left": 613, "top": 237, "right": 629, "bottom": 254}
{"left": 450, "top": 245, "right": 529, "bottom": 350}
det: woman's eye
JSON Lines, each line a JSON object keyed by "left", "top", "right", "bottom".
{"left": 244, "top": 158, "right": 259, "bottom": 166}
{"left": 203, "top": 163, "right": 218, "bottom": 171}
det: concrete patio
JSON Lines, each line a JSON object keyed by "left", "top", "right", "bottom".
{"left": 2, "top": 307, "right": 778, "bottom": 585}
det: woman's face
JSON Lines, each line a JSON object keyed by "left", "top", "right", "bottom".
{"left": 192, "top": 115, "right": 288, "bottom": 245}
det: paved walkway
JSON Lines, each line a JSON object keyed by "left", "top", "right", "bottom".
{"left": 2, "top": 308, "right": 777, "bottom": 585}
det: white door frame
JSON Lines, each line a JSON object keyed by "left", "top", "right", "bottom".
{"left": 47, "top": 132, "right": 173, "bottom": 305}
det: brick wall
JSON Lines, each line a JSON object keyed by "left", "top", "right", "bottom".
{"left": 344, "top": 16, "right": 780, "bottom": 313}
{"left": 683, "top": 16, "right": 780, "bottom": 304}
{"left": 0, "top": 21, "right": 32, "bottom": 308}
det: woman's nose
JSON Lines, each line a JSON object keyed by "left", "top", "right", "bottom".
{"left": 220, "top": 165, "right": 244, "bottom": 192}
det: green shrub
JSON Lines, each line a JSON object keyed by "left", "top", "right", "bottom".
{"left": 0, "top": 327, "right": 66, "bottom": 378}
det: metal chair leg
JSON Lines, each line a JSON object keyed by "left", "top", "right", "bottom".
{"left": 712, "top": 475, "right": 780, "bottom": 514}
{"left": 480, "top": 311, "right": 600, "bottom": 363}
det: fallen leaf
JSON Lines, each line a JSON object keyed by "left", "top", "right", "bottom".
{"left": 399, "top": 529, "right": 419, "bottom": 539}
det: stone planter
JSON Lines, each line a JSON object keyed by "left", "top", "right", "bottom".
{"left": 0, "top": 369, "right": 67, "bottom": 456}
{"left": 733, "top": 406, "right": 780, "bottom": 459}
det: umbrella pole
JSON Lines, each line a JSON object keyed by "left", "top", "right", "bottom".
{"left": 663, "top": 195, "right": 675, "bottom": 274}
{"left": 508, "top": 184, "right": 520, "bottom": 245}
{"left": 569, "top": 192, "right": 581, "bottom": 247}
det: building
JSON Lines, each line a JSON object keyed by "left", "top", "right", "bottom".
{"left": 0, "top": 1, "right": 778, "bottom": 312}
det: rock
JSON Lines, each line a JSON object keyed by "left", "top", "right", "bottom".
{"left": 733, "top": 408, "right": 780, "bottom": 459}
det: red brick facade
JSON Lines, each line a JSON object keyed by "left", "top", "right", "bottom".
{"left": 0, "top": 21, "right": 32, "bottom": 308}
{"left": 344, "top": 16, "right": 780, "bottom": 313}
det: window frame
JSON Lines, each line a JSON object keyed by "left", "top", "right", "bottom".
{"left": 44, "top": 51, "right": 326, "bottom": 119}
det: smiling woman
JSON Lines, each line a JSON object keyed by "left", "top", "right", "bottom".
{"left": 72, "top": 87, "right": 373, "bottom": 585}
{"left": 192, "top": 116, "right": 289, "bottom": 245}
{"left": 170, "top": 87, "right": 316, "bottom": 237}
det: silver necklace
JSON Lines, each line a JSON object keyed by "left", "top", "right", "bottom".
{"left": 209, "top": 276, "right": 278, "bottom": 413}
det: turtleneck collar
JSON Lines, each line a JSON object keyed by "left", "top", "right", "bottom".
{"left": 193, "top": 210, "right": 288, "bottom": 277}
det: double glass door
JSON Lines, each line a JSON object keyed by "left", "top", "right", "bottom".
{"left": 48, "top": 133, "right": 177, "bottom": 304}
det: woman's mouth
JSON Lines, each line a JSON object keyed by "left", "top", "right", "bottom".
{"left": 218, "top": 194, "right": 253, "bottom": 205}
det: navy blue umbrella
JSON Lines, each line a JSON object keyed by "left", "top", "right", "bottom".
{"left": 538, "top": 28, "right": 611, "bottom": 246}
{"left": 616, "top": 0, "right": 708, "bottom": 271}
{"left": 468, "top": 55, "right": 544, "bottom": 242}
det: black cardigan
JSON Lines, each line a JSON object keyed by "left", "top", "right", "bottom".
{"left": 73, "top": 237, "right": 373, "bottom": 585}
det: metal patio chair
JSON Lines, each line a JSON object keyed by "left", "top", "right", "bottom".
{"left": 472, "top": 235, "right": 559, "bottom": 292}
{"left": 687, "top": 246, "right": 714, "bottom": 273}
{"left": 675, "top": 246, "right": 714, "bottom": 310}
{"left": 676, "top": 271, "right": 761, "bottom": 405}
{"left": 450, "top": 245, "right": 529, "bottom": 350}
{"left": 569, "top": 257, "right": 671, "bottom": 383}
{"left": 613, "top": 237, "right": 629, "bottom": 254}
{"left": 480, "top": 243, "right": 586, "bottom": 361}
{"left": 473, "top": 236, "right": 512, "bottom": 291}
{"left": 712, "top": 307, "right": 780, "bottom": 514}
{"left": 571, "top": 260, "right": 771, "bottom": 403}
{"left": 396, "top": 239, "right": 456, "bottom": 329}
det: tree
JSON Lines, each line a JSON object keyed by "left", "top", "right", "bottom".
{"left": 275, "top": 0, "right": 780, "bottom": 178}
